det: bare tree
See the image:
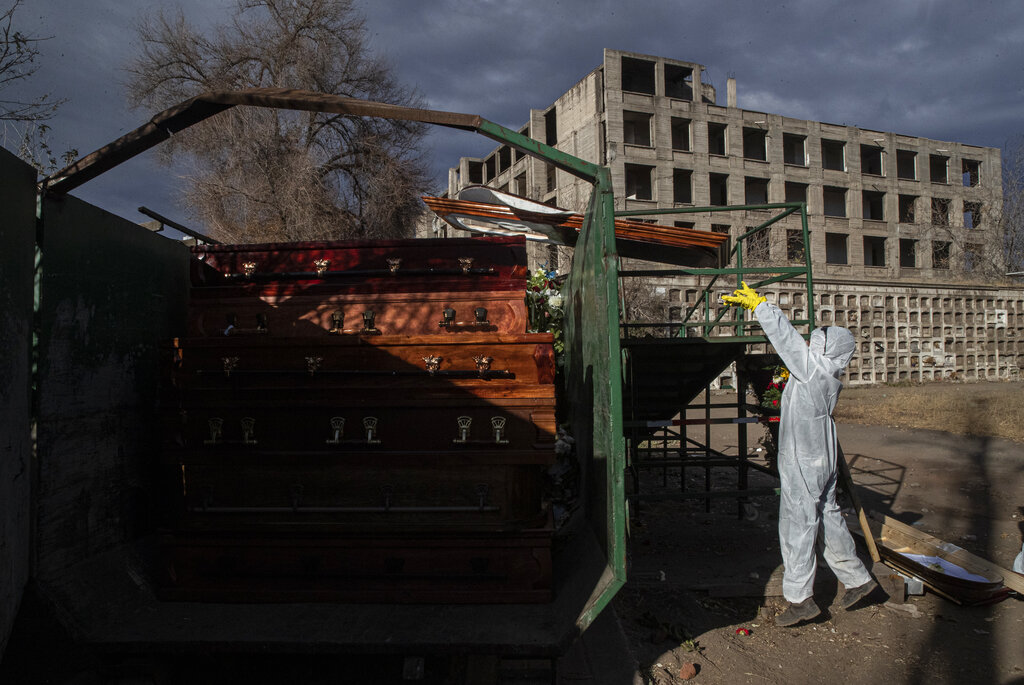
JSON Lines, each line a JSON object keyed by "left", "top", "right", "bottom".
{"left": 125, "top": 0, "right": 430, "bottom": 243}
{"left": 998, "top": 137, "right": 1024, "bottom": 276}
{"left": 618, "top": 267, "right": 669, "bottom": 338}
{"left": 0, "top": 0, "right": 69, "bottom": 172}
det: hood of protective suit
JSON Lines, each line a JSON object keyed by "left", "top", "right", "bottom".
{"left": 809, "top": 326, "right": 856, "bottom": 370}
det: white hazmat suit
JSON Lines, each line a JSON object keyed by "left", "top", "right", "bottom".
{"left": 753, "top": 301, "right": 873, "bottom": 603}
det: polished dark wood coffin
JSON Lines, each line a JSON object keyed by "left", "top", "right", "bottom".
{"left": 186, "top": 236, "right": 530, "bottom": 337}
{"left": 158, "top": 236, "right": 557, "bottom": 602}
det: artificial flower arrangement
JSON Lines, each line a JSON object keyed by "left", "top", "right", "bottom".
{"left": 526, "top": 267, "right": 564, "bottom": 356}
{"left": 760, "top": 364, "right": 790, "bottom": 410}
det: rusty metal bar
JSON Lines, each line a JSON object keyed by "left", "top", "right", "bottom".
{"left": 43, "top": 88, "right": 485, "bottom": 196}
{"left": 137, "top": 206, "right": 220, "bottom": 244}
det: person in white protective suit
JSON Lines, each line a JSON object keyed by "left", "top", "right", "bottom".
{"left": 724, "top": 282, "right": 877, "bottom": 627}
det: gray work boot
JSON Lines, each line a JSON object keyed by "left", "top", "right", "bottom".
{"left": 841, "top": 579, "right": 878, "bottom": 609}
{"left": 775, "top": 597, "right": 820, "bottom": 627}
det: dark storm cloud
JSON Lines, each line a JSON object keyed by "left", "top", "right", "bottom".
{"left": 363, "top": 0, "right": 1024, "bottom": 190}
{"left": 8, "top": 0, "right": 1024, "bottom": 220}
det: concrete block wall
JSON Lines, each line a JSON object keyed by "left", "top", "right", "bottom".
{"left": 682, "top": 282, "right": 1024, "bottom": 387}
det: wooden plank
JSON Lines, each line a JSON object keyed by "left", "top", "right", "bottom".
{"left": 837, "top": 443, "right": 880, "bottom": 562}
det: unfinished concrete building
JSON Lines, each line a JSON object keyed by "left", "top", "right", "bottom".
{"left": 441, "top": 49, "right": 1022, "bottom": 385}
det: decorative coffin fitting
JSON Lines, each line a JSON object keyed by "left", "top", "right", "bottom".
{"left": 158, "top": 527, "right": 553, "bottom": 604}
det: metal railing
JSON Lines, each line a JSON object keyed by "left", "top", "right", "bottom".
{"left": 616, "top": 202, "right": 815, "bottom": 341}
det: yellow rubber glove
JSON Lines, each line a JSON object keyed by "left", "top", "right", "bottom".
{"left": 722, "top": 281, "right": 766, "bottom": 311}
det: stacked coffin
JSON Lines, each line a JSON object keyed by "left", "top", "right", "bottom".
{"left": 158, "top": 236, "right": 557, "bottom": 602}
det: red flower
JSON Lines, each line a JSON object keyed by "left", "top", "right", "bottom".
{"left": 772, "top": 400, "right": 779, "bottom": 406}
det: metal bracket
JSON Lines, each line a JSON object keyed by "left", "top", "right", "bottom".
{"left": 241, "top": 417, "right": 258, "bottom": 445}
{"left": 363, "top": 416, "right": 381, "bottom": 444}
{"left": 454, "top": 415, "right": 472, "bottom": 443}
{"left": 491, "top": 416, "right": 509, "bottom": 444}
{"left": 204, "top": 417, "right": 223, "bottom": 445}
{"left": 326, "top": 416, "right": 345, "bottom": 445}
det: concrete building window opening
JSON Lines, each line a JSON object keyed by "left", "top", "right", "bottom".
{"left": 861, "top": 144, "right": 885, "bottom": 176}
{"left": 900, "top": 238, "right": 918, "bottom": 268}
{"left": 673, "top": 169, "right": 693, "bottom": 204}
{"left": 708, "top": 122, "right": 727, "bottom": 156}
{"left": 786, "top": 229, "right": 805, "bottom": 262}
{"left": 709, "top": 173, "right": 728, "bottom": 205}
{"left": 897, "top": 149, "right": 917, "bottom": 180}
{"left": 711, "top": 223, "right": 730, "bottom": 235}
{"left": 863, "top": 236, "right": 887, "bottom": 267}
{"left": 625, "top": 163, "right": 654, "bottom": 200}
{"left": 515, "top": 126, "right": 529, "bottom": 162}
{"left": 544, "top": 107, "right": 557, "bottom": 145}
{"left": 674, "top": 220, "right": 695, "bottom": 229}
{"left": 962, "top": 159, "right": 981, "bottom": 187}
{"left": 931, "top": 197, "right": 950, "bottom": 226}
{"left": 823, "top": 185, "right": 847, "bottom": 217}
{"left": 932, "top": 240, "right": 951, "bottom": 269}
{"left": 546, "top": 244, "right": 560, "bottom": 273}
{"left": 671, "top": 117, "right": 691, "bottom": 152}
{"left": 623, "top": 110, "right": 653, "bottom": 147}
{"left": 484, "top": 156, "right": 496, "bottom": 182}
{"left": 785, "top": 181, "right": 808, "bottom": 205}
{"left": 899, "top": 194, "right": 917, "bottom": 224}
{"left": 826, "top": 232, "right": 848, "bottom": 264}
{"left": 498, "top": 146, "right": 512, "bottom": 173}
{"left": 821, "top": 139, "right": 846, "bottom": 171}
{"left": 744, "top": 176, "right": 769, "bottom": 204}
{"left": 514, "top": 172, "right": 527, "bottom": 196}
{"left": 929, "top": 154, "right": 949, "bottom": 184}
{"left": 664, "top": 63, "right": 693, "bottom": 100}
{"left": 546, "top": 164, "right": 556, "bottom": 193}
{"left": 742, "top": 126, "right": 768, "bottom": 161}
{"left": 965, "top": 243, "right": 984, "bottom": 272}
{"left": 467, "top": 161, "right": 483, "bottom": 184}
{"left": 783, "top": 133, "right": 807, "bottom": 166}
{"left": 963, "top": 201, "right": 983, "bottom": 229}
{"left": 863, "top": 190, "right": 885, "bottom": 221}
{"left": 621, "top": 56, "right": 656, "bottom": 95}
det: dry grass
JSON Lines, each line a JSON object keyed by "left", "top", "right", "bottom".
{"left": 835, "top": 380, "right": 1024, "bottom": 443}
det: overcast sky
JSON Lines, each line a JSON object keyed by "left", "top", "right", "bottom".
{"left": 8, "top": 0, "right": 1024, "bottom": 228}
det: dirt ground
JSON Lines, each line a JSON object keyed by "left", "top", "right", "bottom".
{"left": 615, "top": 381, "right": 1024, "bottom": 685}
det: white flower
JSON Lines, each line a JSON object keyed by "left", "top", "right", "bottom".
{"left": 548, "top": 294, "right": 563, "bottom": 309}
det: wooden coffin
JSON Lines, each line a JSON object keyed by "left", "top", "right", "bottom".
{"left": 158, "top": 235, "right": 558, "bottom": 602}
{"left": 159, "top": 525, "right": 553, "bottom": 603}
{"left": 190, "top": 236, "right": 528, "bottom": 286}
{"left": 859, "top": 513, "right": 1013, "bottom": 604}
{"left": 186, "top": 236, "right": 530, "bottom": 337}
